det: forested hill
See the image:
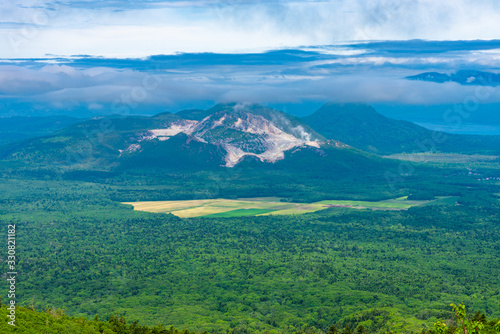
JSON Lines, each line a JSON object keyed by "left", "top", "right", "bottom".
{"left": 1, "top": 303, "right": 499, "bottom": 334}
{"left": 302, "top": 103, "right": 500, "bottom": 155}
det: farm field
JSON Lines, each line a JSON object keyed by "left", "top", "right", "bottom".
{"left": 123, "top": 196, "right": 434, "bottom": 218}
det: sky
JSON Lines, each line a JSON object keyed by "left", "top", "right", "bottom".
{"left": 2, "top": 0, "right": 500, "bottom": 58}
{"left": 1, "top": 0, "right": 500, "bottom": 118}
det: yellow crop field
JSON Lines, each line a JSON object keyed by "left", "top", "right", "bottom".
{"left": 123, "top": 196, "right": 435, "bottom": 218}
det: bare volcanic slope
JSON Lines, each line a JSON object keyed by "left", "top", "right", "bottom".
{"left": 125, "top": 103, "right": 325, "bottom": 167}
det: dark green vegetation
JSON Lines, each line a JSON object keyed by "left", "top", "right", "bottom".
{"left": 121, "top": 133, "right": 228, "bottom": 171}
{"left": 1, "top": 304, "right": 499, "bottom": 334}
{"left": 302, "top": 103, "right": 500, "bottom": 155}
{"left": 0, "top": 303, "right": 205, "bottom": 333}
{"left": 0, "top": 105, "right": 499, "bottom": 333}
{"left": 422, "top": 303, "right": 500, "bottom": 334}
{"left": 1, "top": 171, "right": 499, "bottom": 333}
{"left": 0, "top": 111, "right": 181, "bottom": 169}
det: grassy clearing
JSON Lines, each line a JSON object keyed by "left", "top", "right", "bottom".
{"left": 261, "top": 203, "right": 325, "bottom": 216}
{"left": 124, "top": 198, "right": 288, "bottom": 218}
{"left": 204, "top": 208, "right": 278, "bottom": 217}
{"left": 385, "top": 153, "right": 500, "bottom": 169}
{"left": 314, "top": 198, "right": 428, "bottom": 210}
{"left": 124, "top": 196, "right": 434, "bottom": 218}
{"left": 385, "top": 153, "right": 499, "bottom": 163}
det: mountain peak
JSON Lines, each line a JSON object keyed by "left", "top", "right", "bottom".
{"left": 130, "top": 103, "right": 324, "bottom": 167}
{"left": 302, "top": 103, "right": 428, "bottom": 154}
{"left": 303, "top": 102, "right": 500, "bottom": 155}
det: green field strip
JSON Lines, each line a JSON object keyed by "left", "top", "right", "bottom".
{"left": 172, "top": 206, "right": 240, "bottom": 218}
{"left": 202, "top": 208, "right": 278, "bottom": 218}
{"left": 314, "top": 200, "right": 411, "bottom": 209}
{"left": 422, "top": 196, "right": 458, "bottom": 206}
{"left": 260, "top": 204, "right": 326, "bottom": 216}
{"left": 378, "top": 199, "right": 429, "bottom": 207}
{"left": 171, "top": 200, "right": 268, "bottom": 217}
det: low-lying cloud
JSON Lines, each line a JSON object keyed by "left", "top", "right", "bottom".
{"left": 1, "top": 40, "right": 500, "bottom": 116}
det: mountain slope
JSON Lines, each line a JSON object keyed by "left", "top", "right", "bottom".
{"left": 0, "top": 115, "right": 81, "bottom": 146}
{"left": 120, "top": 103, "right": 325, "bottom": 167}
{"left": 0, "top": 103, "right": 331, "bottom": 170}
{"left": 303, "top": 103, "right": 500, "bottom": 155}
{"left": 120, "top": 132, "right": 228, "bottom": 171}
{"left": 0, "top": 112, "right": 182, "bottom": 169}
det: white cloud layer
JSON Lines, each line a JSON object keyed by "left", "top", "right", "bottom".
{"left": 1, "top": 0, "right": 500, "bottom": 57}
{"left": 1, "top": 60, "right": 500, "bottom": 116}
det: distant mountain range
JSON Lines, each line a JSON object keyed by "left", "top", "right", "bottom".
{"left": 1, "top": 103, "right": 499, "bottom": 174}
{"left": 0, "top": 104, "right": 365, "bottom": 173}
{"left": 406, "top": 70, "right": 500, "bottom": 86}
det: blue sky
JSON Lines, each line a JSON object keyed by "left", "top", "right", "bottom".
{"left": 1, "top": 1, "right": 500, "bottom": 117}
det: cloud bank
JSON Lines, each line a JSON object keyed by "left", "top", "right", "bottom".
{"left": 1, "top": 40, "right": 500, "bottom": 117}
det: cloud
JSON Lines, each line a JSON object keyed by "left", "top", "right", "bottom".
{"left": 1, "top": 57, "right": 500, "bottom": 117}
{"left": 0, "top": 64, "right": 134, "bottom": 95}
{"left": 1, "top": 40, "right": 500, "bottom": 117}
{"left": 1, "top": 0, "right": 500, "bottom": 58}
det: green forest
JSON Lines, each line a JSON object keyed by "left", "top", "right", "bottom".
{"left": 1, "top": 303, "right": 500, "bottom": 334}
{"left": 0, "top": 161, "right": 499, "bottom": 333}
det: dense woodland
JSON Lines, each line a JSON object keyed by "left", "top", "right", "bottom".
{"left": 0, "top": 160, "right": 499, "bottom": 333}
{"left": 1, "top": 303, "right": 500, "bottom": 333}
